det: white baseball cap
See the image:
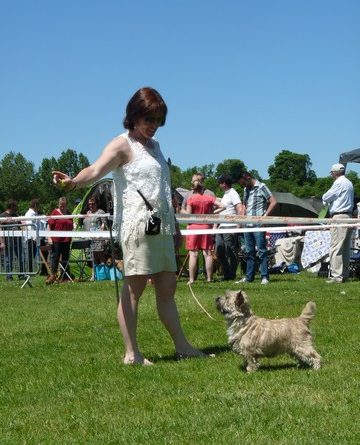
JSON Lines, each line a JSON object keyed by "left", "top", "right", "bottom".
{"left": 330, "top": 163, "right": 345, "bottom": 172}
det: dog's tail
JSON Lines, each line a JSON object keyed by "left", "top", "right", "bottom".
{"left": 300, "top": 301, "right": 316, "bottom": 323}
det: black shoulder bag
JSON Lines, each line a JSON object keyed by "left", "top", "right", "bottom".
{"left": 137, "top": 190, "right": 161, "bottom": 235}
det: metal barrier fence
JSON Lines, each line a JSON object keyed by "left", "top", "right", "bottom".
{"left": 0, "top": 223, "right": 40, "bottom": 288}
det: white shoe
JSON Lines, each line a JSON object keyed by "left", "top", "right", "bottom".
{"left": 261, "top": 278, "right": 269, "bottom": 285}
{"left": 235, "top": 277, "right": 250, "bottom": 284}
{"left": 326, "top": 277, "right": 343, "bottom": 283}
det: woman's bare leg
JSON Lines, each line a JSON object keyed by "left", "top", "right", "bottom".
{"left": 203, "top": 249, "right": 214, "bottom": 281}
{"left": 117, "top": 274, "right": 153, "bottom": 365}
{"left": 188, "top": 249, "right": 198, "bottom": 284}
{"left": 152, "top": 271, "right": 204, "bottom": 357}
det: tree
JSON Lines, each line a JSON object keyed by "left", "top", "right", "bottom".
{"left": 57, "top": 149, "right": 90, "bottom": 178}
{"left": 169, "top": 164, "right": 183, "bottom": 189}
{"left": 34, "top": 149, "right": 90, "bottom": 213}
{"left": 33, "top": 156, "right": 60, "bottom": 211}
{"left": 214, "top": 159, "right": 247, "bottom": 182}
{"left": 268, "top": 150, "right": 317, "bottom": 188}
{"left": 348, "top": 171, "right": 360, "bottom": 199}
{"left": 0, "top": 151, "right": 35, "bottom": 203}
{"left": 308, "top": 177, "right": 333, "bottom": 198}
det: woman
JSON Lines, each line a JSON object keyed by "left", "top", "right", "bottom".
{"left": 83, "top": 196, "right": 107, "bottom": 277}
{"left": 186, "top": 174, "right": 224, "bottom": 283}
{"left": 52, "top": 87, "right": 203, "bottom": 365}
{"left": 46, "top": 197, "right": 74, "bottom": 284}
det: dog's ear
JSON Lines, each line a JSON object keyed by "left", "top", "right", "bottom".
{"left": 235, "top": 291, "right": 245, "bottom": 308}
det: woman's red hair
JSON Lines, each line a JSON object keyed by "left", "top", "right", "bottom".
{"left": 123, "top": 87, "right": 167, "bottom": 130}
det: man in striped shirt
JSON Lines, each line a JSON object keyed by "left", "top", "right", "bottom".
{"left": 237, "top": 172, "right": 277, "bottom": 285}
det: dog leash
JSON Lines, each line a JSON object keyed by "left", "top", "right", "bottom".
{"left": 187, "top": 282, "right": 218, "bottom": 321}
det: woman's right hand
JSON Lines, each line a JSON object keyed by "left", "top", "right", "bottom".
{"left": 52, "top": 171, "right": 76, "bottom": 191}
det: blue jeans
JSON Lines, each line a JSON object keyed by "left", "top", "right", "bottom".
{"left": 243, "top": 231, "right": 268, "bottom": 281}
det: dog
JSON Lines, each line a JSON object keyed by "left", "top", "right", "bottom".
{"left": 215, "top": 290, "right": 321, "bottom": 372}
{"left": 106, "top": 257, "right": 124, "bottom": 271}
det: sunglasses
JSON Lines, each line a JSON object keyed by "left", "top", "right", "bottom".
{"left": 144, "top": 116, "right": 164, "bottom": 125}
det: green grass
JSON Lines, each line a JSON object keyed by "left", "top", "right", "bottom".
{"left": 0, "top": 272, "right": 359, "bottom": 444}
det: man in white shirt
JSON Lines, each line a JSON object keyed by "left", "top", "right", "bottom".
{"left": 24, "top": 199, "right": 41, "bottom": 272}
{"left": 322, "top": 163, "right": 354, "bottom": 283}
{"left": 215, "top": 174, "right": 243, "bottom": 280}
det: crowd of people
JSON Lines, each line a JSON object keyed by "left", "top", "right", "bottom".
{"left": 178, "top": 170, "right": 280, "bottom": 285}
{"left": 1, "top": 158, "right": 355, "bottom": 289}
{"left": 0, "top": 194, "right": 109, "bottom": 284}
{"left": 0, "top": 86, "right": 357, "bottom": 365}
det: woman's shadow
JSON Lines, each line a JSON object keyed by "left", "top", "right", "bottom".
{"left": 151, "top": 344, "right": 230, "bottom": 363}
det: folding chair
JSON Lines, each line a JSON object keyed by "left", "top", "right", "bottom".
{"left": 349, "top": 249, "right": 360, "bottom": 279}
{"left": 39, "top": 245, "right": 52, "bottom": 276}
{"left": 59, "top": 239, "right": 91, "bottom": 282}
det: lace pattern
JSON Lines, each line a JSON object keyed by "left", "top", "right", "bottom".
{"left": 112, "top": 132, "right": 175, "bottom": 245}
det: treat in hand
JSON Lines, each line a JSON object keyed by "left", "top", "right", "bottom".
{"left": 52, "top": 171, "right": 71, "bottom": 190}
{"left": 58, "top": 179, "right": 67, "bottom": 190}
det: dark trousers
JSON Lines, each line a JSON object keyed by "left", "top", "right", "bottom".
{"left": 215, "top": 233, "right": 238, "bottom": 280}
{"left": 51, "top": 242, "right": 71, "bottom": 276}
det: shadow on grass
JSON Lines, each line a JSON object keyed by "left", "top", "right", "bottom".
{"left": 150, "top": 344, "right": 231, "bottom": 363}
{"left": 237, "top": 361, "right": 311, "bottom": 372}
{"left": 253, "top": 362, "right": 299, "bottom": 372}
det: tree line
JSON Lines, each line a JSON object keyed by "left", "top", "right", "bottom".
{"left": 1, "top": 148, "right": 360, "bottom": 215}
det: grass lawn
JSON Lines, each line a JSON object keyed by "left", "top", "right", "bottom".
{"left": 0, "top": 272, "right": 359, "bottom": 444}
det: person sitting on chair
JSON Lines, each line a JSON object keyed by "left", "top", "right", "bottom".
{"left": 83, "top": 196, "right": 107, "bottom": 279}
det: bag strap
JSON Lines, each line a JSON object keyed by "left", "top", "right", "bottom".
{"left": 137, "top": 189, "right": 153, "bottom": 211}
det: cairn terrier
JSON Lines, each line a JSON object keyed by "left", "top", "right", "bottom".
{"left": 215, "top": 290, "right": 321, "bottom": 372}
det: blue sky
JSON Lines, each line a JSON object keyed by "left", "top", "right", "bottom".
{"left": 0, "top": 0, "right": 359, "bottom": 179}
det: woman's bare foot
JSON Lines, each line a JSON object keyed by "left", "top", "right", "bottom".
{"left": 123, "top": 354, "right": 153, "bottom": 366}
{"left": 174, "top": 348, "right": 206, "bottom": 360}
{"left": 187, "top": 280, "right": 194, "bottom": 285}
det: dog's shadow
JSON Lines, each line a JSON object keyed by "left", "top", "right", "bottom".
{"left": 150, "top": 350, "right": 315, "bottom": 372}
{"left": 247, "top": 362, "right": 299, "bottom": 372}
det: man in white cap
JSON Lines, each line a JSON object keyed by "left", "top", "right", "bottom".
{"left": 322, "top": 163, "right": 354, "bottom": 283}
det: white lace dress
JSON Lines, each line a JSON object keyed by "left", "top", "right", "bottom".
{"left": 112, "top": 132, "right": 177, "bottom": 275}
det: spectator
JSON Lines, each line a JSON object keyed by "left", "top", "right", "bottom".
{"left": 322, "top": 163, "right": 354, "bottom": 283}
{"left": 83, "top": 196, "right": 107, "bottom": 277}
{"left": 24, "top": 198, "right": 47, "bottom": 272}
{"left": 46, "top": 197, "right": 74, "bottom": 284}
{"left": 237, "top": 171, "right": 277, "bottom": 285}
{"left": 0, "top": 199, "right": 25, "bottom": 280}
{"left": 171, "top": 189, "right": 182, "bottom": 214}
{"left": 215, "top": 174, "right": 243, "bottom": 280}
{"left": 181, "top": 172, "right": 215, "bottom": 212}
{"left": 185, "top": 173, "right": 224, "bottom": 283}
{"left": 171, "top": 189, "right": 183, "bottom": 272}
